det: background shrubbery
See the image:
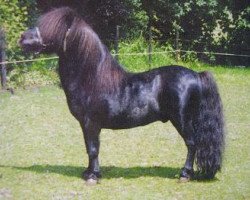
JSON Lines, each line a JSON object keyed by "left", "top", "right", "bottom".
{"left": 1, "top": 0, "right": 249, "bottom": 64}
{"left": 0, "top": 0, "right": 249, "bottom": 88}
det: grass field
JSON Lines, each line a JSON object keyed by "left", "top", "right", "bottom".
{"left": 0, "top": 65, "right": 250, "bottom": 199}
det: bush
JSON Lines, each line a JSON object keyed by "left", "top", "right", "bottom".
{"left": 0, "top": 1, "right": 29, "bottom": 60}
{"left": 7, "top": 58, "right": 59, "bottom": 88}
{"left": 117, "top": 37, "right": 177, "bottom": 72}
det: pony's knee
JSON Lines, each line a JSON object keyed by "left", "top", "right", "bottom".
{"left": 87, "top": 147, "right": 99, "bottom": 158}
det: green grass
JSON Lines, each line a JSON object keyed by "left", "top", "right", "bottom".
{"left": 0, "top": 65, "right": 250, "bottom": 199}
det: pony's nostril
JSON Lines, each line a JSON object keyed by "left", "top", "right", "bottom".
{"left": 19, "top": 35, "right": 24, "bottom": 43}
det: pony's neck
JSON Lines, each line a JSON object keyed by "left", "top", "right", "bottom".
{"left": 61, "top": 21, "right": 126, "bottom": 93}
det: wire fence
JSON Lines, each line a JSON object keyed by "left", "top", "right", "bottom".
{"left": 1, "top": 49, "right": 249, "bottom": 90}
{"left": 1, "top": 50, "right": 250, "bottom": 66}
{"left": 1, "top": 25, "right": 250, "bottom": 90}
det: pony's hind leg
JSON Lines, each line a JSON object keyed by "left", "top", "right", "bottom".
{"left": 170, "top": 93, "right": 199, "bottom": 182}
{"left": 176, "top": 85, "right": 201, "bottom": 181}
{"left": 179, "top": 121, "right": 196, "bottom": 182}
{"left": 180, "top": 137, "right": 196, "bottom": 182}
{"left": 171, "top": 117, "right": 196, "bottom": 182}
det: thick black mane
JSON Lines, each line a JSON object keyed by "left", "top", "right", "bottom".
{"left": 38, "top": 7, "right": 76, "bottom": 51}
{"left": 38, "top": 7, "right": 126, "bottom": 93}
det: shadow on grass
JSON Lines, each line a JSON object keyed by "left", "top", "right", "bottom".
{"left": 0, "top": 164, "right": 180, "bottom": 180}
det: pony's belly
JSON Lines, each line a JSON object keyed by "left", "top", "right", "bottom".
{"left": 101, "top": 106, "right": 164, "bottom": 129}
{"left": 102, "top": 96, "right": 162, "bottom": 129}
{"left": 103, "top": 116, "right": 161, "bottom": 129}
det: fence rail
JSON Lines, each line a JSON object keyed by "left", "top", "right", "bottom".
{"left": 0, "top": 50, "right": 250, "bottom": 66}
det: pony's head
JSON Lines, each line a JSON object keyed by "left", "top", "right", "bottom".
{"left": 19, "top": 7, "right": 77, "bottom": 54}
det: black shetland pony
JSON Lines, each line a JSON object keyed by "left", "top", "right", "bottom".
{"left": 20, "top": 7, "right": 224, "bottom": 184}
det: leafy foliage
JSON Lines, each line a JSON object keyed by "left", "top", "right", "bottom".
{"left": 1, "top": 0, "right": 249, "bottom": 66}
{"left": 7, "top": 59, "right": 59, "bottom": 88}
{"left": 36, "top": 0, "right": 125, "bottom": 39}
{"left": 0, "top": 0, "right": 29, "bottom": 60}
{"left": 225, "top": 5, "right": 250, "bottom": 65}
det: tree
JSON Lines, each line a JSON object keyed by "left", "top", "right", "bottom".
{"left": 36, "top": 0, "right": 133, "bottom": 41}
{"left": 0, "top": 0, "right": 29, "bottom": 60}
{"left": 1, "top": 0, "right": 248, "bottom": 66}
{"left": 225, "top": 1, "right": 250, "bottom": 65}
{"left": 140, "top": 0, "right": 249, "bottom": 65}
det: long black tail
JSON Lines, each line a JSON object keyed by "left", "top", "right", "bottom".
{"left": 195, "top": 71, "right": 225, "bottom": 179}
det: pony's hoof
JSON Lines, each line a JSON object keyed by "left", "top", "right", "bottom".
{"left": 180, "top": 167, "right": 194, "bottom": 181}
{"left": 85, "top": 178, "right": 98, "bottom": 186}
{"left": 82, "top": 170, "right": 101, "bottom": 181}
{"left": 179, "top": 176, "right": 190, "bottom": 183}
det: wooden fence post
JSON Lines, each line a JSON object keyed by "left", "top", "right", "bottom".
{"left": 175, "top": 27, "right": 180, "bottom": 62}
{"left": 0, "top": 28, "right": 7, "bottom": 90}
{"left": 148, "top": 25, "right": 152, "bottom": 68}
{"left": 147, "top": 5, "right": 153, "bottom": 69}
{"left": 114, "top": 25, "right": 120, "bottom": 61}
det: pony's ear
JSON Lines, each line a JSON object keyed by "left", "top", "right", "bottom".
{"left": 34, "top": 7, "right": 80, "bottom": 53}
{"left": 64, "top": 10, "right": 77, "bottom": 28}
{"left": 37, "top": 7, "right": 78, "bottom": 30}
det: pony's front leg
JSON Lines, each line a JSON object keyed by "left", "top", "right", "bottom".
{"left": 80, "top": 118, "right": 101, "bottom": 184}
